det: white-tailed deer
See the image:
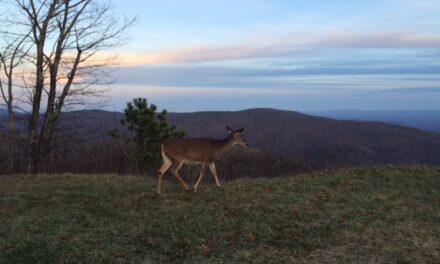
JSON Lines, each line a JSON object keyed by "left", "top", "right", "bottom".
{"left": 156, "top": 126, "right": 248, "bottom": 194}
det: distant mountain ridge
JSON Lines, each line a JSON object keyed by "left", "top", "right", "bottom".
{"left": 309, "top": 110, "right": 440, "bottom": 133}
{"left": 2, "top": 108, "right": 440, "bottom": 168}
{"left": 52, "top": 108, "right": 440, "bottom": 168}
{"left": 164, "top": 108, "right": 440, "bottom": 167}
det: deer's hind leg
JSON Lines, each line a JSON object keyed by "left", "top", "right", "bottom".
{"left": 157, "top": 156, "right": 172, "bottom": 195}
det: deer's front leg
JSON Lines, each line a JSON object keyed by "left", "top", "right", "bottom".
{"left": 193, "top": 163, "right": 208, "bottom": 192}
{"left": 209, "top": 163, "right": 221, "bottom": 188}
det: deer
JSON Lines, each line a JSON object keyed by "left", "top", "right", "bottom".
{"left": 156, "top": 126, "right": 248, "bottom": 194}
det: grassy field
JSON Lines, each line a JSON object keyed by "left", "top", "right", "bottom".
{"left": 1, "top": 167, "right": 440, "bottom": 263}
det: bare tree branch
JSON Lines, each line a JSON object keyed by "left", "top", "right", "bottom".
{"left": 0, "top": 0, "right": 137, "bottom": 173}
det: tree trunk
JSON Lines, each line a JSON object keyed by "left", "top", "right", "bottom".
{"left": 28, "top": 89, "right": 42, "bottom": 174}
{"left": 38, "top": 112, "right": 57, "bottom": 172}
{"left": 3, "top": 71, "right": 15, "bottom": 174}
{"left": 4, "top": 107, "right": 14, "bottom": 174}
{"left": 28, "top": 58, "right": 45, "bottom": 174}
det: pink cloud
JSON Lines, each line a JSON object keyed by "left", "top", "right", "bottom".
{"left": 113, "top": 31, "right": 440, "bottom": 65}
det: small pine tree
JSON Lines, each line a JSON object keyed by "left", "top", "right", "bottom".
{"left": 110, "top": 98, "right": 185, "bottom": 173}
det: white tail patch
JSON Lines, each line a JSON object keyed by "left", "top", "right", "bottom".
{"left": 161, "top": 144, "right": 171, "bottom": 163}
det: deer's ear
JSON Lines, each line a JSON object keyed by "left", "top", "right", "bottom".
{"left": 236, "top": 128, "right": 244, "bottom": 133}
{"left": 226, "top": 126, "right": 234, "bottom": 134}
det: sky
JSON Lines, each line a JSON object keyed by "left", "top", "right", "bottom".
{"left": 65, "top": 1, "right": 440, "bottom": 111}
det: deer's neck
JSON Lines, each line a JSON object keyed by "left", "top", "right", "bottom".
{"left": 217, "top": 136, "right": 235, "bottom": 156}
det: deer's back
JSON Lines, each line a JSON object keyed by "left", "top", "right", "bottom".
{"left": 161, "top": 138, "right": 222, "bottom": 162}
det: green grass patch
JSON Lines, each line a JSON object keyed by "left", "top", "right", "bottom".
{"left": 1, "top": 166, "right": 440, "bottom": 263}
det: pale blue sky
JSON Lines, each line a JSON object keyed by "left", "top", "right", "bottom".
{"left": 65, "top": 0, "right": 440, "bottom": 111}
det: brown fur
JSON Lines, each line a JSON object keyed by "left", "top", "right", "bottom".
{"left": 156, "top": 127, "right": 247, "bottom": 194}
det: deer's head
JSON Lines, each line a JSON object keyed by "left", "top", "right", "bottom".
{"left": 227, "top": 126, "right": 248, "bottom": 146}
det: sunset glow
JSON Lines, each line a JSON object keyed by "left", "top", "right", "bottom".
{"left": 63, "top": 1, "right": 440, "bottom": 110}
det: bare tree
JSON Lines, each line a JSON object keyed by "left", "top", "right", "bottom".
{"left": 0, "top": 17, "right": 31, "bottom": 173}
{"left": 1, "top": 0, "right": 136, "bottom": 173}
